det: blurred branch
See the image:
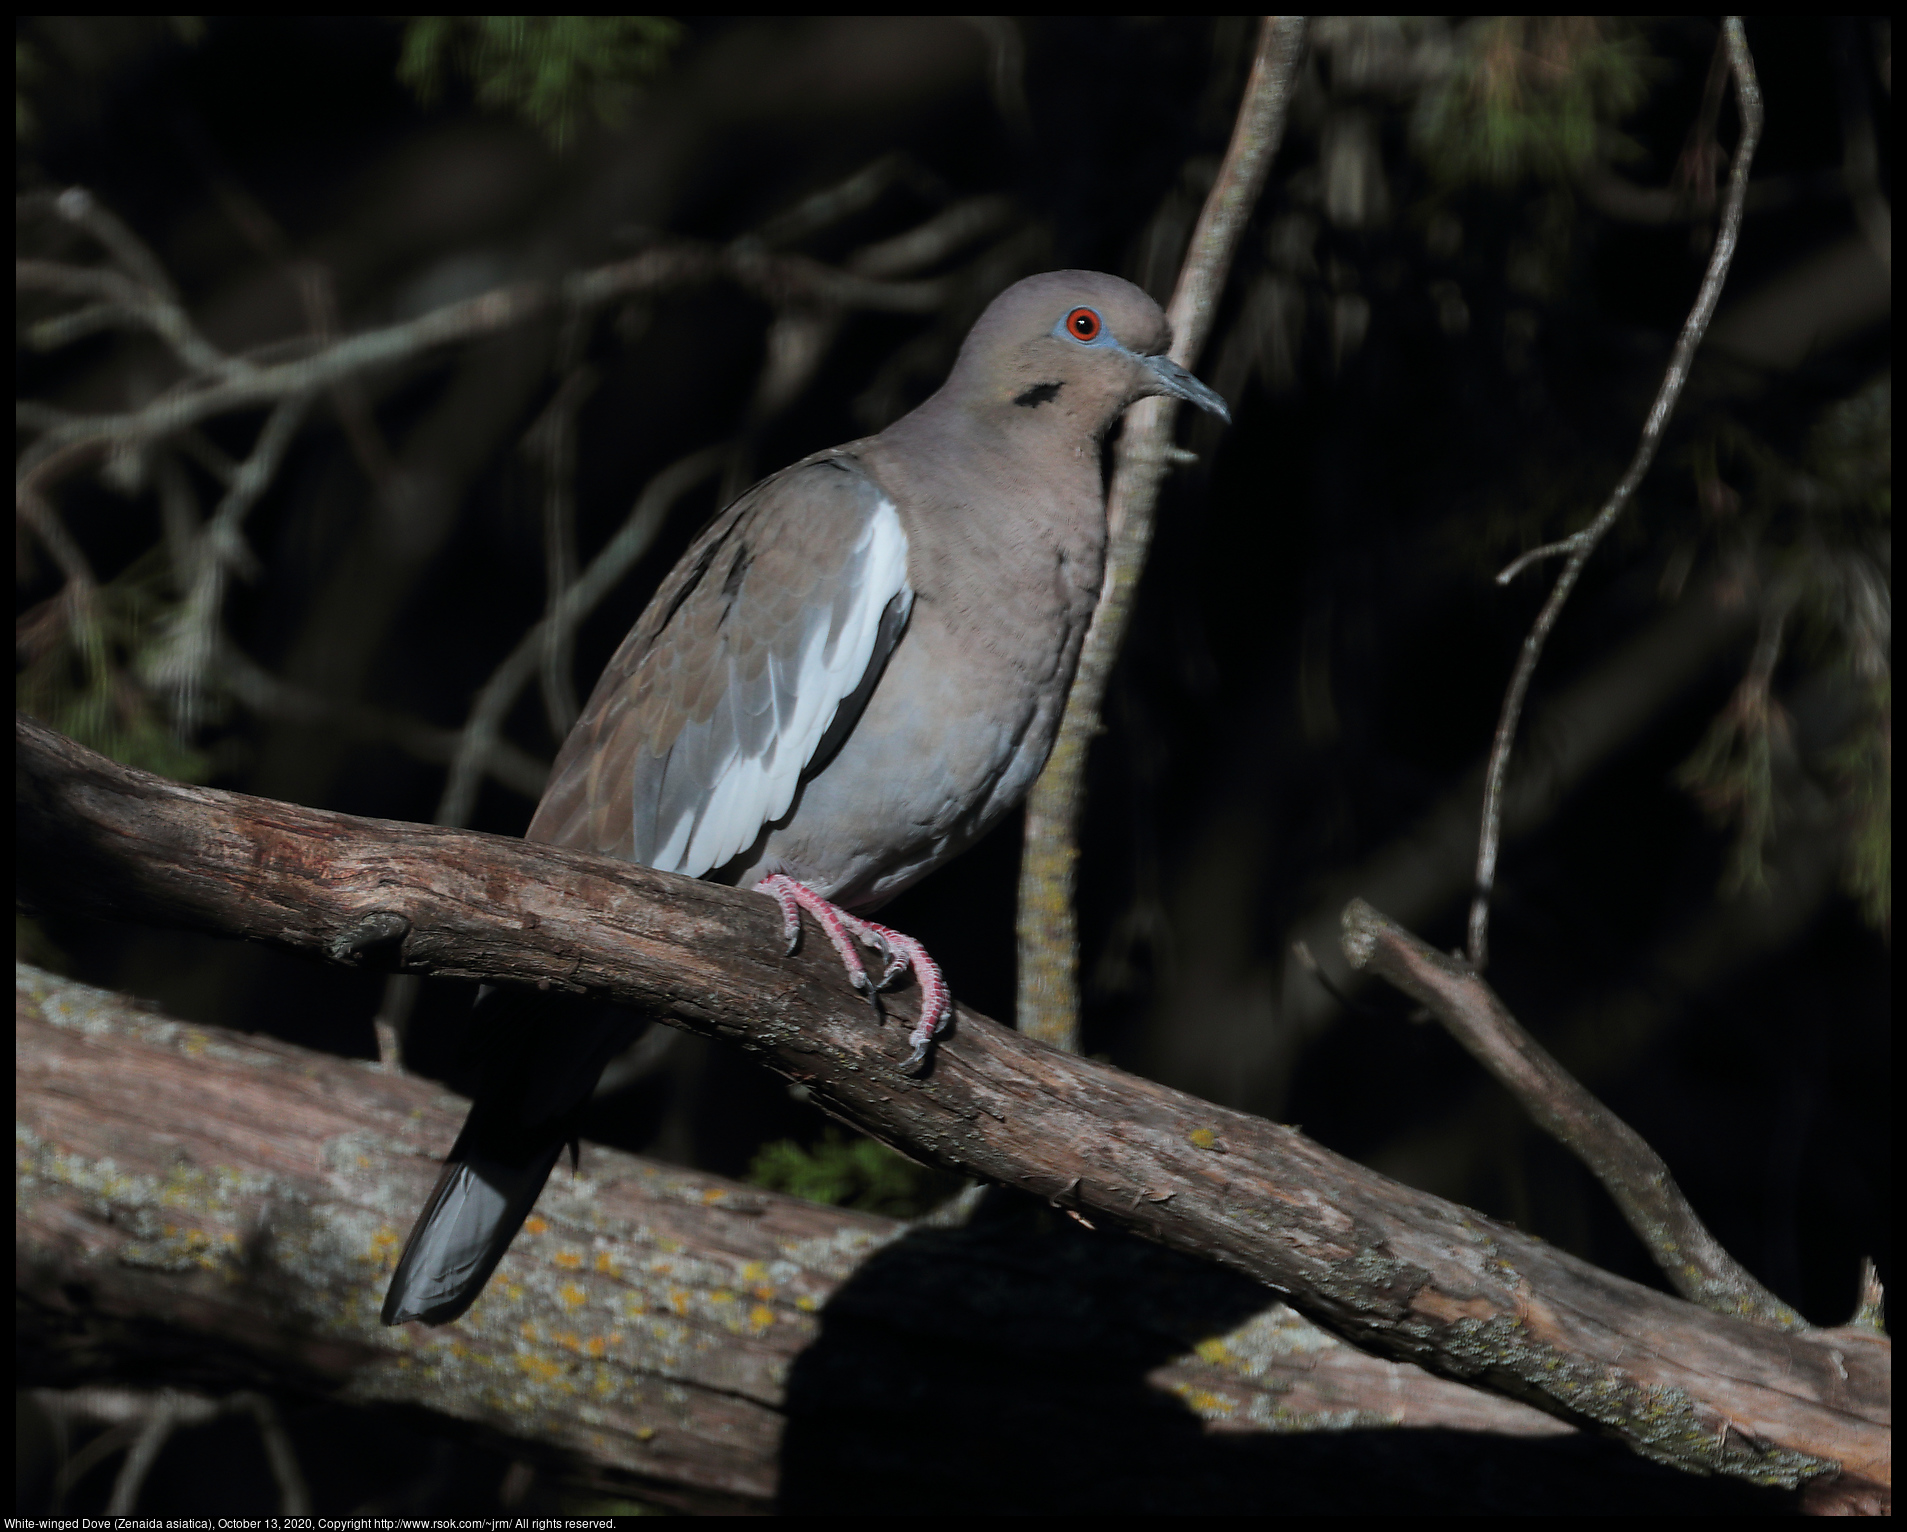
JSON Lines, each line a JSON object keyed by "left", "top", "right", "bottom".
{"left": 431, "top": 443, "right": 729, "bottom": 831}
{"left": 1018, "top": 15, "right": 1307, "bottom": 1052}
{"left": 172, "top": 118, "right": 418, "bottom": 518}
{"left": 144, "top": 393, "right": 315, "bottom": 737}
{"left": 1340, "top": 899, "right": 1804, "bottom": 1329}
{"left": 1469, "top": 18, "right": 1763, "bottom": 972}
{"left": 17, "top": 714, "right": 1890, "bottom": 1501}
{"left": 18, "top": 189, "right": 250, "bottom": 382}
{"left": 32, "top": 1386, "right": 310, "bottom": 1517}
{"left": 16, "top": 192, "right": 958, "bottom": 504}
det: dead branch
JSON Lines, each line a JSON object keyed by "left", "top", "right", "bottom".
{"left": 18, "top": 963, "right": 1573, "bottom": 1513}
{"left": 1340, "top": 900, "right": 1804, "bottom": 1329}
{"left": 14, "top": 714, "right": 1889, "bottom": 1503}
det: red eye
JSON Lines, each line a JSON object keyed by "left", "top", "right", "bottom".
{"left": 1065, "top": 306, "right": 1101, "bottom": 342}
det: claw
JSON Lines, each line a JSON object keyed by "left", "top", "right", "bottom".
{"left": 766, "top": 878, "right": 806, "bottom": 955}
{"left": 871, "top": 940, "right": 908, "bottom": 990}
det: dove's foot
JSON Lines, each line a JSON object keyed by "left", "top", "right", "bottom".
{"left": 756, "top": 874, "right": 952, "bottom": 1070}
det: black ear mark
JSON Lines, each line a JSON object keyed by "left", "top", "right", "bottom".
{"left": 1015, "top": 381, "right": 1064, "bottom": 409}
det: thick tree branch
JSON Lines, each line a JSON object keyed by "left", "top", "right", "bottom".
{"left": 18, "top": 963, "right": 1576, "bottom": 1512}
{"left": 15, "top": 715, "right": 1889, "bottom": 1503}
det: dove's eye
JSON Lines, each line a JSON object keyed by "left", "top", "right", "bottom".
{"left": 1064, "top": 307, "right": 1102, "bottom": 342}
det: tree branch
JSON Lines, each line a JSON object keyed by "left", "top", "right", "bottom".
{"left": 1341, "top": 899, "right": 1805, "bottom": 1329}
{"left": 1017, "top": 15, "right": 1308, "bottom": 1052}
{"left": 16, "top": 218, "right": 955, "bottom": 504}
{"left": 15, "top": 714, "right": 1889, "bottom": 1502}
{"left": 1468, "top": 17, "right": 1763, "bottom": 972}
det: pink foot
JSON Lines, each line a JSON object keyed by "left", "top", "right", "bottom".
{"left": 756, "top": 875, "right": 952, "bottom": 1070}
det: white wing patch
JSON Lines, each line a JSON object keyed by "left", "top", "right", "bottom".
{"left": 649, "top": 496, "right": 911, "bottom": 878}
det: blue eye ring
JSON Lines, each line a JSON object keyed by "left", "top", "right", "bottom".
{"left": 1061, "top": 306, "right": 1104, "bottom": 343}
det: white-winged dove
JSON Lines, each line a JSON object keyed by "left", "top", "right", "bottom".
{"left": 382, "top": 269, "right": 1229, "bottom": 1325}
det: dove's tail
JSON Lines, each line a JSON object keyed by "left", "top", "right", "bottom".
{"left": 381, "top": 990, "right": 641, "bottom": 1327}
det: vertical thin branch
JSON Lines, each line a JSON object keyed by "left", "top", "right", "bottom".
{"left": 1017, "top": 17, "right": 1307, "bottom": 1052}
{"left": 1468, "top": 18, "right": 1763, "bottom": 973}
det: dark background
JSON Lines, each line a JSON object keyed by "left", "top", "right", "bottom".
{"left": 17, "top": 16, "right": 1890, "bottom": 1515}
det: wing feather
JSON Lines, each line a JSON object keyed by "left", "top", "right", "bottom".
{"left": 527, "top": 454, "right": 912, "bottom": 878}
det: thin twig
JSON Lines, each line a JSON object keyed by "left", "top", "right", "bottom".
{"left": 16, "top": 483, "right": 99, "bottom": 598}
{"left": 1342, "top": 897, "right": 1805, "bottom": 1329}
{"left": 849, "top": 194, "right": 1017, "bottom": 279}
{"left": 22, "top": 187, "right": 249, "bottom": 381}
{"left": 1468, "top": 18, "right": 1763, "bottom": 972}
{"left": 1017, "top": 16, "right": 1307, "bottom": 1052}
{"left": 169, "top": 112, "right": 418, "bottom": 507}
{"left": 147, "top": 393, "right": 316, "bottom": 736}
{"left": 32, "top": 1386, "right": 309, "bottom": 1517}
{"left": 749, "top": 152, "right": 916, "bottom": 250}
{"left": 234, "top": 1391, "right": 313, "bottom": 1515}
